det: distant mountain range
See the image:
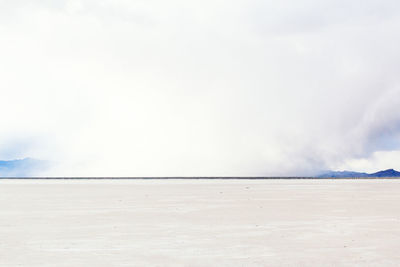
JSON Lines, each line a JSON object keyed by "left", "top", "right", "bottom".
{"left": 0, "top": 158, "right": 48, "bottom": 177}
{"left": 2, "top": 158, "right": 400, "bottom": 178}
{"left": 318, "top": 169, "right": 400, "bottom": 178}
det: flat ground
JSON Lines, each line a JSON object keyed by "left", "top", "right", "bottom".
{"left": 1, "top": 179, "right": 400, "bottom": 267}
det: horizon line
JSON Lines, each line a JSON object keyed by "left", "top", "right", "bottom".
{"left": 2, "top": 176, "right": 400, "bottom": 180}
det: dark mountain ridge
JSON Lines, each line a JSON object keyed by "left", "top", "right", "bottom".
{"left": 318, "top": 169, "right": 400, "bottom": 178}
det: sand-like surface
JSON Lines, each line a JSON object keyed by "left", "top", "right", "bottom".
{"left": 1, "top": 179, "right": 400, "bottom": 266}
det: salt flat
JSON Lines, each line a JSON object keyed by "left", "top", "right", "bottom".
{"left": 1, "top": 179, "right": 400, "bottom": 267}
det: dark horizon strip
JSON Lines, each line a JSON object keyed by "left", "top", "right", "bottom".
{"left": 1, "top": 177, "right": 400, "bottom": 179}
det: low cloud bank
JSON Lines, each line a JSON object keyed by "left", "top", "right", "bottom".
{"left": 1, "top": 0, "right": 400, "bottom": 176}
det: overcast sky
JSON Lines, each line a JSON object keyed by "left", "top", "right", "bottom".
{"left": 1, "top": 0, "right": 400, "bottom": 176}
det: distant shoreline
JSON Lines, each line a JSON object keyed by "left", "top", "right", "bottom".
{"left": 2, "top": 177, "right": 400, "bottom": 180}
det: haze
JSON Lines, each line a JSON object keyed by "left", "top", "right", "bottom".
{"left": 1, "top": 0, "right": 400, "bottom": 176}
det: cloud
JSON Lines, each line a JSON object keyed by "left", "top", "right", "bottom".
{"left": 338, "top": 150, "right": 400, "bottom": 173}
{"left": 1, "top": 0, "right": 400, "bottom": 176}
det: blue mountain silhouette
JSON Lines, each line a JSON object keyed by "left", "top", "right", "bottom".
{"left": 369, "top": 169, "right": 400, "bottom": 177}
{"left": 318, "top": 169, "right": 400, "bottom": 178}
{"left": 0, "top": 158, "right": 48, "bottom": 177}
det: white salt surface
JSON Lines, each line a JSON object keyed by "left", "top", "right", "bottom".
{"left": 1, "top": 179, "right": 400, "bottom": 266}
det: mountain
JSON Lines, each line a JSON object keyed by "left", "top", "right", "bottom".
{"left": 0, "top": 158, "right": 48, "bottom": 177}
{"left": 318, "top": 170, "right": 369, "bottom": 178}
{"left": 318, "top": 169, "right": 400, "bottom": 178}
{"left": 369, "top": 169, "right": 400, "bottom": 177}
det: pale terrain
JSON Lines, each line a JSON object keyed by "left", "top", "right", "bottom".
{"left": 1, "top": 179, "right": 400, "bottom": 267}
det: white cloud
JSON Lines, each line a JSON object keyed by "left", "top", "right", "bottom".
{"left": 1, "top": 0, "right": 400, "bottom": 176}
{"left": 338, "top": 150, "right": 400, "bottom": 173}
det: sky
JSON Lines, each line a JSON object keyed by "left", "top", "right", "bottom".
{"left": 1, "top": 0, "right": 400, "bottom": 176}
